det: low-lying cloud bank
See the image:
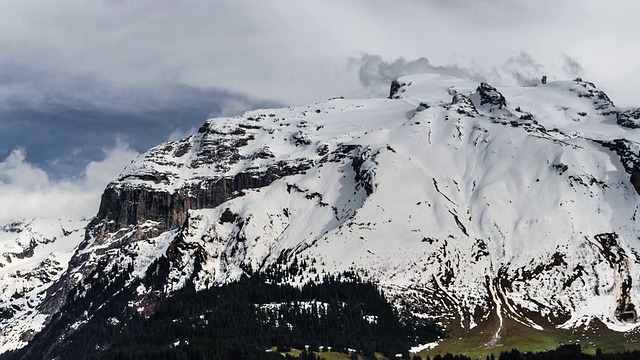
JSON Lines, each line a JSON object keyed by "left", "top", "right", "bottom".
{"left": 0, "top": 141, "right": 138, "bottom": 223}
{"left": 350, "top": 52, "right": 587, "bottom": 95}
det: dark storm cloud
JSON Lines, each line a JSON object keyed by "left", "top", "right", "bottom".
{"left": 0, "top": 69, "right": 277, "bottom": 178}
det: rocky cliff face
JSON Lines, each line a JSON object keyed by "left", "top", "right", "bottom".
{"left": 94, "top": 173, "right": 276, "bottom": 236}
{"left": 617, "top": 107, "right": 640, "bottom": 129}
{"left": 40, "top": 114, "right": 318, "bottom": 317}
{"left": 5, "top": 73, "right": 640, "bottom": 356}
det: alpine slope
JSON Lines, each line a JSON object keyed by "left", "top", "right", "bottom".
{"left": 3, "top": 73, "right": 640, "bottom": 353}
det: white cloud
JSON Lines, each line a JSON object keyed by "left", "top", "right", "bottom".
{"left": 0, "top": 150, "right": 50, "bottom": 189}
{"left": 0, "top": 142, "right": 138, "bottom": 223}
{"left": 218, "top": 98, "right": 253, "bottom": 117}
{"left": 1, "top": 1, "right": 637, "bottom": 105}
{"left": 348, "top": 51, "right": 591, "bottom": 96}
{"left": 349, "top": 53, "right": 488, "bottom": 96}
{"left": 167, "top": 127, "right": 197, "bottom": 142}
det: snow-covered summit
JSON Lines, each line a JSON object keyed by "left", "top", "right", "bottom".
{"left": 95, "top": 75, "right": 640, "bottom": 327}
{"left": 6, "top": 74, "right": 640, "bottom": 354}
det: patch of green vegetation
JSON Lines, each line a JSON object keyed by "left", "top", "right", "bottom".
{"left": 284, "top": 348, "right": 388, "bottom": 360}
{"left": 283, "top": 348, "right": 303, "bottom": 357}
{"left": 420, "top": 313, "right": 640, "bottom": 360}
{"left": 318, "top": 351, "right": 356, "bottom": 360}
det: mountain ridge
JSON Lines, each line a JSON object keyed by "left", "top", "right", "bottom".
{"left": 3, "top": 73, "right": 640, "bottom": 357}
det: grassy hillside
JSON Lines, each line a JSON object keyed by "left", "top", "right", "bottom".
{"left": 420, "top": 314, "right": 640, "bottom": 359}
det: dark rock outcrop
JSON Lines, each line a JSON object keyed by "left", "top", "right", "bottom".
{"left": 595, "top": 139, "right": 640, "bottom": 196}
{"left": 352, "top": 148, "right": 375, "bottom": 197}
{"left": 476, "top": 82, "right": 506, "bottom": 109}
{"left": 616, "top": 275, "right": 637, "bottom": 323}
{"left": 617, "top": 108, "right": 640, "bottom": 129}
{"left": 449, "top": 91, "right": 479, "bottom": 117}
{"left": 389, "top": 79, "right": 404, "bottom": 99}
{"left": 416, "top": 102, "right": 430, "bottom": 112}
{"left": 95, "top": 173, "right": 273, "bottom": 236}
{"left": 572, "top": 79, "right": 616, "bottom": 115}
{"left": 631, "top": 166, "right": 640, "bottom": 196}
{"left": 95, "top": 161, "right": 314, "bottom": 240}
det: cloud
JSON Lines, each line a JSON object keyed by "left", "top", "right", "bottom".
{"left": 348, "top": 51, "right": 595, "bottom": 93}
{"left": 0, "top": 142, "right": 138, "bottom": 223}
{"left": 349, "top": 53, "right": 514, "bottom": 93}
{"left": 350, "top": 53, "right": 486, "bottom": 91}
{"left": 167, "top": 127, "right": 197, "bottom": 142}
{"left": 218, "top": 98, "right": 255, "bottom": 117}
{"left": 0, "top": 0, "right": 638, "bottom": 107}
{"left": 0, "top": 72, "right": 278, "bottom": 178}
{"left": 0, "top": 150, "right": 50, "bottom": 190}
{"left": 562, "top": 55, "right": 585, "bottom": 78}
{"left": 502, "top": 52, "right": 544, "bottom": 87}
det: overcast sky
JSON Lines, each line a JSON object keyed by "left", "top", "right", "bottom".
{"left": 0, "top": 0, "right": 639, "bottom": 222}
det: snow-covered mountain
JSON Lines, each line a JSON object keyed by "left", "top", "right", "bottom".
{"left": 4, "top": 74, "right": 640, "bottom": 356}
{"left": 0, "top": 219, "right": 86, "bottom": 353}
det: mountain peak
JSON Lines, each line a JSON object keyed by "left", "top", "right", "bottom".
{"left": 5, "top": 73, "right": 640, "bottom": 357}
{"left": 476, "top": 82, "right": 507, "bottom": 109}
